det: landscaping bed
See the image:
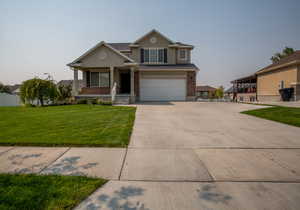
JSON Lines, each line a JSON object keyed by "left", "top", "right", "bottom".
{"left": 0, "top": 174, "right": 106, "bottom": 210}
{"left": 242, "top": 106, "right": 300, "bottom": 127}
{"left": 0, "top": 105, "right": 136, "bottom": 147}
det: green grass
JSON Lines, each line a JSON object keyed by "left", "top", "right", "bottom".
{"left": 0, "top": 105, "right": 136, "bottom": 147}
{"left": 0, "top": 174, "right": 106, "bottom": 210}
{"left": 242, "top": 106, "right": 300, "bottom": 127}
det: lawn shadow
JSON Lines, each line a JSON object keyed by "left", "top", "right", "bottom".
{"left": 197, "top": 184, "right": 232, "bottom": 204}
{"left": 43, "top": 156, "right": 98, "bottom": 176}
{"left": 83, "top": 185, "right": 149, "bottom": 210}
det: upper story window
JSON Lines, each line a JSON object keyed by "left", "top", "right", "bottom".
{"left": 141, "top": 48, "right": 167, "bottom": 64}
{"left": 179, "top": 49, "right": 187, "bottom": 60}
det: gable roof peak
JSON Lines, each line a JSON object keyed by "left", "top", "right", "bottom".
{"left": 133, "top": 29, "right": 174, "bottom": 44}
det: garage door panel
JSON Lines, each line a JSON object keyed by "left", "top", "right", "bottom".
{"left": 140, "top": 78, "right": 186, "bottom": 101}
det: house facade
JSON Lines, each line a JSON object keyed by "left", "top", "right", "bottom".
{"left": 67, "top": 29, "right": 199, "bottom": 103}
{"left": 256, "top": 51, "right": 300, "bottom": 101}
{"left": 231, "top": 74, "right": 257, "bottom": 102}
{"left": 196, "top": 85, "right": 216, "bottom": 99}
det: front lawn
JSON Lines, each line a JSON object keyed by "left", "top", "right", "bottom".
{"left": 0, "top": 105, "right": 136, "bottom": 147}
{"left": 241, "top": 106, "right": 300, "bottom": 127}
{"left": 0, "top": 174, "right": 106, "bottom": 210}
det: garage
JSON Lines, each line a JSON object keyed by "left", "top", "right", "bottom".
{"left": 140, "top": 76, "right": 186, "bottom": 101}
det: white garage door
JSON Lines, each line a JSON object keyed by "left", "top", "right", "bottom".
{"left": 140, "top": 78, "right": 186, "bottom": 101}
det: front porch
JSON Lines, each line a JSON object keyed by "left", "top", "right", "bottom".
{"left": 72, "top": 66, "right": 138, "bottom": 103}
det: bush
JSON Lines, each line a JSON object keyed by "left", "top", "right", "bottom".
{"left": 97, "top": 99, "right": 112, "bottom": 106}
{"left": 56, "top": 84, "right": 72, "bottom": 104}
{"left": 77, "top": 99, "right": 87, "bottom": 104}
{"left": 20, "top": 78, "right": 57, "bottom": 106}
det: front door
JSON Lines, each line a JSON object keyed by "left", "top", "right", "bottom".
{"left": 120, "top": 72, "right": 131, "bottom": 94}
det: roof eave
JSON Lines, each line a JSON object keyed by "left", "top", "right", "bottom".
{"left": 256, "top": 60, "right": 300, "bottom": 75}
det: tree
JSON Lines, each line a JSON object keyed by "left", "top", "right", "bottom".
{"left": 20, "top": 78, "right": 57, "bottom": 106}
{"left": 56, "top": 84, "right": 72, "bottom": 103}
{"left": 215, "top": 86, "right": 224, "bottom": 99}
{"left": 0, "top": 83, "right": 11, "bottom": 94}
{"left": 271, "top": 47, "right": 295, "bottom": 63}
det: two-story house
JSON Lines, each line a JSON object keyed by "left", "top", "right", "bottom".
{"left": 67, "top": 29, "right": 199, "bottom": 103}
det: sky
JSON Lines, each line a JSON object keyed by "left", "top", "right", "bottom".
{"left": 1, "top": 0, "right": 300, "bottom": 89}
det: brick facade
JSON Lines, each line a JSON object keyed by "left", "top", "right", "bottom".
{"left": 80, "top": 87, "right": 110, "bottom": 95}
{"left": 187, "top": 71, "right": 196, "bottom": 96}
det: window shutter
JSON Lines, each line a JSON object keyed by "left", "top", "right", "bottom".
{"left": 140, "top": 48, "right": 144, "bottom": 63}
{"left": 164, "top": 48, "right": 168, "bottom": 63}
{"left": 86, "top": 71, "right": 90, "bottom": 87}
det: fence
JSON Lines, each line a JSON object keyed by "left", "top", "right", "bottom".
{"left": 0, "top": 93, "right": 21, "bottom": 106}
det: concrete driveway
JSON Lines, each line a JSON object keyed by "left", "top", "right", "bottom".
{"left": 130, "top": 102, "right": 300, "bottom": 149}
{"left": 77, "top": 102, "right": 300, "bottom": 210}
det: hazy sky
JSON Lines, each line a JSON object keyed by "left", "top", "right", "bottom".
{"left": 1, "top": 0, "right": 300, "bottom": 88}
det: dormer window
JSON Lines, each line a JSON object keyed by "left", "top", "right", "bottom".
{"left": 179, "top": 49, "right": 187, "bottom": 60}
{"left": 141, "top": 48, "right": 168, "bottom": 64}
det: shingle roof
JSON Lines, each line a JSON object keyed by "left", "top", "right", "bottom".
{"left": 256, "top": 50, "right": 300, "bottom": 74}
{"left": 107, "top": 43, "right": 131, "bottom": 51}
{"left": 225, "top": 86, "right": 234, "bottom": 93}
{"left": 196, "top": 85, "right": 216, "bottom": 92}
{"left": 139, "top": 64, "right": 199, "bottom": 71}
{"left": 7, "top": 84, "right": 21, "bottom": 92}
{"left": 175, "top": 42, "right": 193, "bottom": 47}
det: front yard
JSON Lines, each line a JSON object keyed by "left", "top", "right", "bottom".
{"left": 242, "top": 106, "right": 300, "bottom": 127}
{"left": 0, "top": 105, "right": 136, "bottom": 147}
{"left": 0, "top": 174, "right": 106, "bottom": 210}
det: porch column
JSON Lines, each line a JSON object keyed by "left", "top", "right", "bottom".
{"left": 130, "top": 67, "right": 135, "bottom": 98}
{"left": 110, "top": 66, "right": 114, "bottom": 94}
{"left": 73, "top": 68, "right": 79, "bottom": 95}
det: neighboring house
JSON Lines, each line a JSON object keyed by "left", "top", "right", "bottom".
{"left": 7, "top": 84, "right": 21, "bottom": 95}
{"left": 67, "top": 29, "right": 199, "bottom": 103}
{"left": 196, "top": 85, "right": 216, "bottom": 99}
{"left": 231, "top": 74, "right": 257, "bottom": 102}
{"left": 224, "top": 86, "right": 234, "bottom": 100}
{"left": 256, "top": 50, "right": 300, "bottom": 101}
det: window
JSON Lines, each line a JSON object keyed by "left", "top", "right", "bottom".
{"left": 91, "top": 72, "right": 100, "bottom": 87}
{"left": 149, "top": 49, "right": 157, "bottom": 63}
{"left": 141, "top": 48, "right": 167, "bottom": 64}
{"left": 179, "top": 49, "right": 187, "bottom": 60}
{"left": 100, "top": 72, "right": 110, "bottom": 87}
{"left": 144, "top": 49, "right": 149, "bottom": 63}
{"left": 90, "top": 72, "right": 110, "bottom": 87}
{"left": 158, "top": 49, "right": 164, "bottom": 62}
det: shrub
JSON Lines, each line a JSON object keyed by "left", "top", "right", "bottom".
{"left": 20, "top": 78, "right": 57, "bottom": 106}
{"left": 77, "top": 99, "right": 87, "bottom": 104}
{"left": 56, "top": 84, "right": 72, "bottom": 104}
{"left": 97, "top": 99, "right": 112, "bottom": 106}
